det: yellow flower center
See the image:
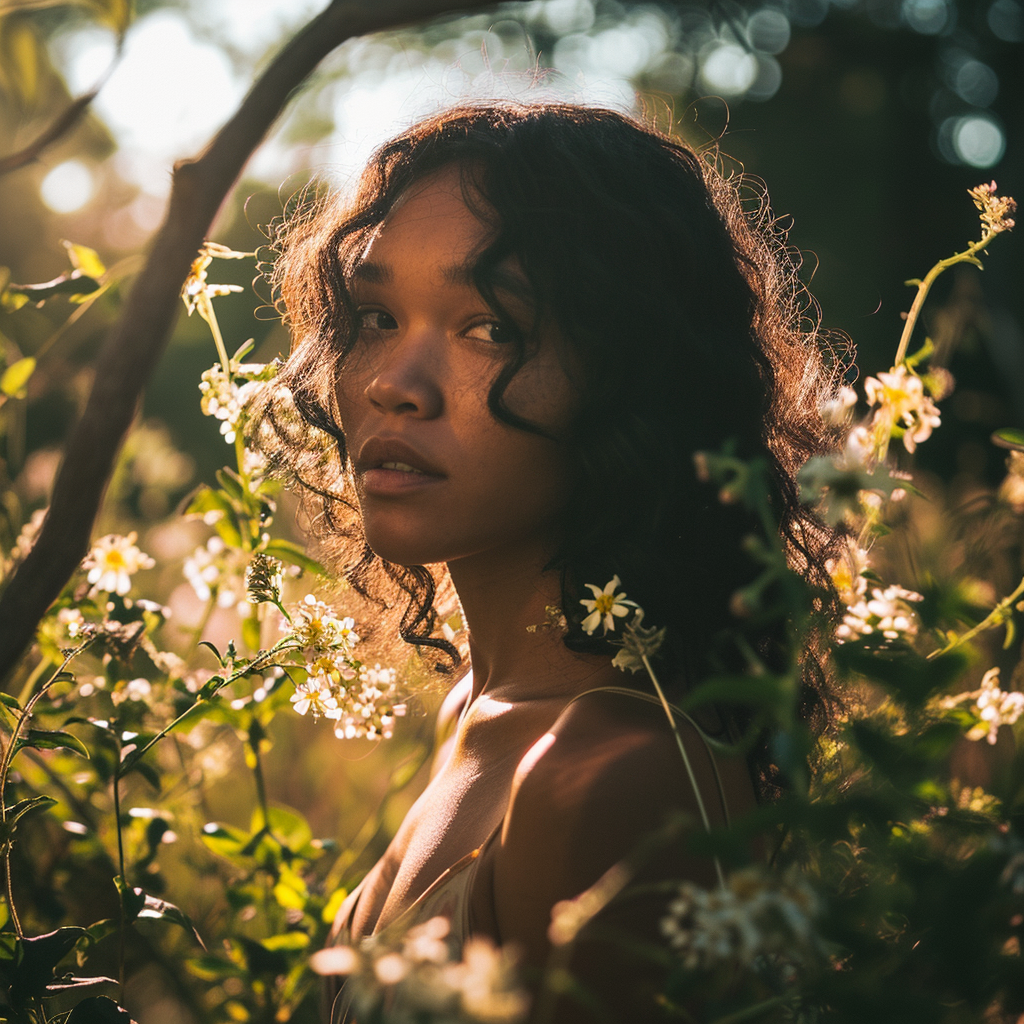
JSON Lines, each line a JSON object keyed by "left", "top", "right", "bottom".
{"left": 594, "top": 594, "right": 616, "bottom": 615}
{"left": 104, "top": 550, "right": 127, "bottom": 570}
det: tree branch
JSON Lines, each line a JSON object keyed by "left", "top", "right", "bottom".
{"left": 0, "top": 0, "right": 496, "bottom": 680}
{"left": 0, "top": 88, "right": 100, "bottom": 177}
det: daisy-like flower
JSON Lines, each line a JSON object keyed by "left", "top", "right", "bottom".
{"left": 579, "top": 576, "right": 636, "bottom": 635}
{"left": 287, "top": 595, "right": 360, "bottom": 655}
{"left": 864, "top": 365, "right": 942, "bottom": 454}
{"left": 83, "top": 532, "right": 155, "bottom": 596}
{"left": 968, "top": 181, "right": 1016, "bottom": 236}
{"left": 183, "top": 537, "right": 250, "bottom": 612}
{"left": 290, "top": 675, "right": 341, "bottom": 721}
{"left": 198, "top": 365, "right": 263, "bottom": 445}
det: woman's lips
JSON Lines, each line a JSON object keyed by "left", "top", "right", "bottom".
{"left": 361, "top": 464, "right": 445, "bottom": 495}
{"left": 355, "top": 438, "right": 446, "bottom": 496}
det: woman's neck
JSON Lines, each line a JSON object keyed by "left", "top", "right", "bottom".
{"left": 446, "top": 543, "right": 619, "bottom": 704}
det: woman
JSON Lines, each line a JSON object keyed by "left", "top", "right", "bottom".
{"left": 263, "top": 102, "right": 840, "bottom": 1021}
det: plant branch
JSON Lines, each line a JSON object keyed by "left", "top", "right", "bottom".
{"left": 0, "top": 0, "right": 497, "bottom": 683}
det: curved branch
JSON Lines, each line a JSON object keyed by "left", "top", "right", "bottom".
{"left": 0, "top": 88, "right": 99, "bottom": 176}
{"left": 0, "top": 0, "right": 496, "bottom": 680}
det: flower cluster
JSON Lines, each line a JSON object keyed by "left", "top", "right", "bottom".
{"left": 282, "top": 597, "right": 406, "bottom": 741}
{"left": 826, "top": 542, "right": 871, "bottom": 606}
{"left": 198, "top": 364, "right": 263, "bottom": 445}
{"left": 969, "top": 181, "right": 1017, "bottom": 236}
{"left": 835, "top": 583, "right": 923, "bottom": 643}
{"left": 82, "top": 532, "right": 155, "bottom": 596}
{"left": 660, "top": 867, "right": 822, "bottom": 973}
{"left": 310, "top": 915, "right": 528, "bottom": 1024}
{"left": 184, "top": 536, "right": 250, "bottom": 613}
{"left": 180, "top": 246, "right": 245, "bottom": 319}
{"left": 864, "top": 365, "right": 942, "bottom": 455}
{"left": 948, "top": 667, "right": 1024, "bottom": 746}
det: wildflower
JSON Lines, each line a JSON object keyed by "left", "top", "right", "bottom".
{"left": 290, "top": 675, "right": 341, "bottom": 721}
{"left": 311, "top": 915, "right": 528, "bottom": 1023}
{"left": 820, "top": 384, "right": 858, "bottom": 426}
{"left": 83, "top": 532, "right": 155, "bottom": 596}
{"left": 198, "top": 364, "right": 262, "bottom": 445}
{"left": 826, "top": 542, "right": 871, "bottom": 605}
{"left": 964, "top": 668, "right": 1024, "bottom": 745}
{"left": 333, "top": 664, "right": 407, "bottom": 741}
{"left": 611, "top": 610, "right": 667, "bottom": 674}
{"left": 968, "top": 181, "right": 1016, "bottom": 236}
{"left": 579, "top": 576, "right": 636, "bottom": 635}
{"left": 287, "top": 595, "right": 360, "bottom": 655}
{"left": 660, "top": 866, "right": 822, "bottom": 974}
{"left": 835, "top": 584, "right": 923, "bottom": 643}
{"left": 184, "top": 537, "right": 249, "bottom": 611}
{"left": 180, "top": 251, "right": 243, "bottom": 318}
{"left": 864, "top": 365, "right": 941, "bottom": 454}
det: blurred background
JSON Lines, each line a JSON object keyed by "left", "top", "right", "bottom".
{"left": 0, "top": 1, "right": 1021, "bottom": 1016}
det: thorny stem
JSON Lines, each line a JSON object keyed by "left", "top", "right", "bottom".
{"left": 893, "top": 228, "right": 1001, "bottom": 368}
{"left": 641, "top": 653, "right": 727, "bottom": 890}
{"left": 928, "top": 573, "right": 1024, "bottom": 660}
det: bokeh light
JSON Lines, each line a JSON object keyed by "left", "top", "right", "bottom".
{"left": 987, "top": 0, "right": 1024, "bottom": 40}
{"left": 902, "top": 0, "right": 951, "bottom": 33}
{"left": 938, "top": 112, "right": 1006, "bottom": 166}
{"left": 40, "top": 160, "right": 95, "bottom": 213}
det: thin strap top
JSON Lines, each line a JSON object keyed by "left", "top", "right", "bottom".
{"left": 325, "top": 685, "right": 726, "bottom": 1023}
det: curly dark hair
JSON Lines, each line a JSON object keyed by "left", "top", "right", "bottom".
{"left": 257, "top": 102, "right": 845, "bottom": 773}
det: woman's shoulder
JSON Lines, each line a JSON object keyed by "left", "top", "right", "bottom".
{"left": 487, "top": 686, "right": 733, "bottom": 969}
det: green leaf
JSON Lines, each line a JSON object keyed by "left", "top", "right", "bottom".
{"left": 263, "top": 539, "right": 327, "bottom": 576}
{"left": 0, "top": 795, "right": 56, "bottom": 845}
{"left": 200, "top": 822, "right": 250, "bottom": 859}
{"left": 992, "top": 427, "right": 1024, "bottom": 452}
{"left": 66, "top": 995, "right": 138, "bottom": 1023}
{"left": 0, "top": 927, "right": 87, "bottom": 1006}
{"left": 242, "top": 615, "right": 261, "bottom": 652}
{"left": 215, "top": 468, "right": 246, "bottom": 503}
{"left": 236, "top": 936, "right": 288, "bottom": 976}
{"left": 232, "top": 338, "right": 255, "bottom": 362}
{"left": 16, "top": 728, "right": 89, "bottom": 758}
{"left": 257, "top": 804, "right": 313, "bottom": 855}
{"left": 184, "top": 954, "right": 243, "bottom": 982}
{"left": 681, "top": 674, "right": 795, "bottom": 716}
{"left": 61, "top": 240, "right": 106, "bottom": 279}
{"left": 137, "top": 896, "right": 206, "bottom": 949}
{"left": 261, "top": 932, "right": 310, "bottom": 952}
{"left": 1, "top": 356, "right": 35, "bottom": 398}
{"left": 0, "top": 692, "right": 22, "bottom": 712}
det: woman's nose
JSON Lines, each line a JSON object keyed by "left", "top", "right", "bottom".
{"left": 363, "top": 327, "right": 444, "bottom": 419}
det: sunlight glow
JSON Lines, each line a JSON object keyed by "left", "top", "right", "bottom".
{"left": 40, "top": 160, "right": 95, "bottom": 213}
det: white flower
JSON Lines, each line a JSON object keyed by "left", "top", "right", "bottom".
{"left": 579, "top": 576, "right": 636, "bottom": 635}
{"left": 864, "top": 365, "right": 942, "bottom": 454}
{"left": 332, "top": 664, "right": 407, "bottom": 741}
{"left": 286, "top": 595, "right": 361, "bottom": 655}
{"left": 83, "top": 532, "right": 155, "bottom": 596}
{"left": 290, "top": 675, "right": 341, "bottom": 721}
{"left": 820, "top": 384, "right": 858, "bottom": 426}
{"left": 835, "top": 584, "right": 923, "bottom": 643}
{"left": 965, "top": 668, "right": 1024, "bottom": 745}
{"left": 826, "top": 543, "right": 871, "bottom": 605}
{"left": 660, "top": 866, "right": 821, "bottom": 973}
{"left": 183, "top": 537, "right": 249, "bottom": 611}
{"left": 125, "top": 678, "right": 152, "bottom": 702}
{"left": 312, "top": 915, "right": 528, "bottom": 1023}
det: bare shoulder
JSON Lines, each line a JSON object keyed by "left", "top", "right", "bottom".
{"left": 491, "top": 689, "right": 738, "bottom": 971}
{"left": 430, "top": 671, "right": 473, "bottom": 777}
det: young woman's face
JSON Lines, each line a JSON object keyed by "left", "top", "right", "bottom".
{"left": 335, "top": 165, "right": 578, "bottom": 570}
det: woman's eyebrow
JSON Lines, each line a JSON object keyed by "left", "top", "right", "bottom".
{"left": 441, "top": 262, "right": 535, "bottom": 307}
{"left": 349, "top": 260, "right": 392, "bottom": 285}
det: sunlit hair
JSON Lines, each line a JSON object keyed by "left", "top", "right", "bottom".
{"left": 256, "top": 102, "right": 846, "bottom": 787}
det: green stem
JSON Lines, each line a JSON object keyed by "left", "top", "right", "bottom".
{"left": 118, "top": 642, "right": 292, "bottom": 775}
{"left": 640, "top": 653, "right": 726, "bottom": 890}
{"left": 927, "top": 574, "right": 1024, "bottom": 660}
{"left": 893, "top": 228, "right": 999, "bottom": 368}
{"left": 250, "top": 730, "right": 270, "bottom": 833}
{"left": 112, "top": 763, "right": 127, "bottom": 999}
{"left": 201, "top": 296, "right": 232, "bottom": 380}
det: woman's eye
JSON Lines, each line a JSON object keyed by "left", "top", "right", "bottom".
{"left": 357, "top": 309, "right": 398, "bottom": 333}
{"left": 465, "top": 320, "right": 514, "bottom": 345}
